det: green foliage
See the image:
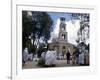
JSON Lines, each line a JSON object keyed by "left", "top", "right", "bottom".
{"left": 37, "top": 43, "right": 46, "bottom": 57}
{"left": 22, "top": 11, "right": 53, "bottom": 53}
{"left": 37, "top": 58, "right": 45, "bottom": 65}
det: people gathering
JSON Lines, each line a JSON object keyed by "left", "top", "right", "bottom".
{"left": 22, "top": 48, "right": 33, "bottom": 66}
{"left": 22, "top": 43, "right": 89, "bottom": 67}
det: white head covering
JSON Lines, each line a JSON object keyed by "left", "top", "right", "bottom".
{"left": 24, "top": 47, "right": 28, "bottom": 53}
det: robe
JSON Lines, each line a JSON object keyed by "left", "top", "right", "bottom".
{"left": 41, "top": 52, "right": 46, "bottom": 62}
{"left": 78, "top": 52, "right": 84, "bottom": 64}
{"left": 45, "top": 50, "right": 52, "bottom": 65}
{"left": 27, "top": 54, "right": 33, "bottom": 61}
{"left": 45, "top": 50, "right": 57, "bottom": 65}
{"left": 23, "top": 49, "right": 28, "bottom": 62}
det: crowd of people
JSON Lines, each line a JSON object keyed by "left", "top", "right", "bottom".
{"left": 22, "top": 46, "right": 89, "bottom": 67}
{"left": 22, "top": 48, "right": 33, "bottom": 66}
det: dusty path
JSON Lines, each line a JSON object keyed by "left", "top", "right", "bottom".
{"left": 23, "top": 60, "right": 79, "bottom": 69}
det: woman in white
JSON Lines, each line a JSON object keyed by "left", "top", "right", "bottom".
{"left": 51, "top": 49, "right": 57, "bottom": 66}
{"left": 45, "top": 49, "right": 57, "bottom": 66}
{"left": 45, "top": 49, "right": 52, "bottom": 66}
{"left": 78, "top": 51, "right": 85, "bottom": 65}
{"left": 22, "top": 48, "right": 29, "bottom": 65}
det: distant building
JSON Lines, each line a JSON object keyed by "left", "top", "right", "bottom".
{"left": 48, "top": 17, "right": 75, "bottom": 59}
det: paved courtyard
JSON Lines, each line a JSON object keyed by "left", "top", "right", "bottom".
{"left": 23, "top": 60, "right": 79, "bottom": 69}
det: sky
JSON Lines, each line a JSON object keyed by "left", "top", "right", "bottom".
{"left": 47, "top": 12, "right": 80, "bottom": 45}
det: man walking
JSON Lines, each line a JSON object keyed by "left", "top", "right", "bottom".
{"left": 66, "top": 50, "right": 71, "bottom": 64}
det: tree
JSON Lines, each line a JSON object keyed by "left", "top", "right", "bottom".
{"left": 22, "top": 11, "right": 33, "bottom": 50}
{"left": 70, "top": 13, "right": 90, "bottom": 56}
{"left": 22, "top": 11, "right": 53, "bottom": 54}
{"left": 71, "top": 13, "right": 89, "bottom": 45}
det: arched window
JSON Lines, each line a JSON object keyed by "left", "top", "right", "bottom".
{"left": 62, "top": 34, "right": 66, "bottom": 40}
{"left": 61, "top": 24, "right": 65, "bottom": 31}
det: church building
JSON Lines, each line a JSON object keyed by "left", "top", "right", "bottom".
{"left": 48, "top": 17, "right": 75, "bottom": 59}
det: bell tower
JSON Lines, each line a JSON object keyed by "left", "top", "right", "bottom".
{"left": 58, "top": 17, "right": 67, "bottom": 42}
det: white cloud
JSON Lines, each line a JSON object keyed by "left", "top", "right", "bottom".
{"left": 66, "top": 20, "right": 80, "bottom": 45}
{"left": 48, "top": 19, "right": 80, "bottom": 45}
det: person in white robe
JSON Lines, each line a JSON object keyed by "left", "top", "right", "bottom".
{"left": 78, "top": 52, "right": 85, "bottom": 65}
{"left": 45, "top": 49, "right": 52, "bottom": 66}
{"left": 27, "top": 53, "right": 33, "bottom": 61}
{"left": 22, "top": 48, "right": 29, "bottom": 64}
{"left": 41, "top": 52, "right": 46, "bottom": 64}
{"left": 51, "top": 50, "right": 57, "bottom": 65}
{"left": 45, "top": 49, "right": 57, "bottom": 66}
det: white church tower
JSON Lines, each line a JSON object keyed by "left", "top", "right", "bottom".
{"left": 58, "top": 17, "right": 67, "bottom": 43}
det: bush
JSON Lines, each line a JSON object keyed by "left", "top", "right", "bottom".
{"left": 38, "top": 58, "right": 45, "bottom": 65}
